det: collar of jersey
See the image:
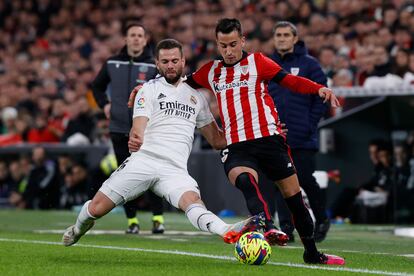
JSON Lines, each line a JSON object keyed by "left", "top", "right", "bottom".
{"left": 157, "top": 74, "right": 187, "bottom": 87}
{"left": 221, "top": 51, "right": 249, "bottom": 67}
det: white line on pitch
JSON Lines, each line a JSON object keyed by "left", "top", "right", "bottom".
{"left": 33, "top": 230, "right": 414, "bottom": 258}
{"left": 0, "top": 238, "right": 413, "bottom": 276}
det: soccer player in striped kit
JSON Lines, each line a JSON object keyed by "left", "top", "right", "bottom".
{"left": 185, "top": 18, "right": 344, "bottom": 265}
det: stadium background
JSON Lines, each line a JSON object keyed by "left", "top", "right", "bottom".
{"left": 0, "top": 0, "right": 414, "bottom": 224}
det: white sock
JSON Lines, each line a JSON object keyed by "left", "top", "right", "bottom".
{"left": 75, "top": 200, "right": 96, "bottom": 235}
{"left": 185, "top": 203, "right": 229, "bottom": 236}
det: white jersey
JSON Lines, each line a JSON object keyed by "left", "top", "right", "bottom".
{"left": 133, "top": 76, "right": 214, "bottom": 169}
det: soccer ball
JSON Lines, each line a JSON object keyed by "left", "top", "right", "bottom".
{"left": 234, "top": 231, "right": 272, "bottom": 265}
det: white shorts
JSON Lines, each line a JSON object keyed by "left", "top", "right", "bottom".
{"left": 98, "top": 151, "right": 199, "bottom": 209}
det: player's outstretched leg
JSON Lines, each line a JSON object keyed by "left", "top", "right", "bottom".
{"left": 179, "top": 191, "right": 262, "bottom": 243}
{"left": 63, "top": 200, "right": 96, "bottom": 246}
{"left": 62, "top": 192, "right": 115, "bottom": 246}
{"left": 184, "top": 202, "right": 263, "bottom": 244}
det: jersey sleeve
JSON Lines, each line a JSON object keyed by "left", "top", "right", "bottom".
{"left": 187, "top": 61, "right": 214, "bottom": 91}
{"left": 195, "top": 89, "right": 215, "bottom": 128}
{"left": 133, "top": 83, "right": 153, "bottom": 119}
{"left": 254, "top": 52, "right": 284, "bottom": 81}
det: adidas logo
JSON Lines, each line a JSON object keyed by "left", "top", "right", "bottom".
{"left": 157, "top": 93, "right": 166, "bottom": 100}
{"left": 287, "top": 162, "right": 292, "bottom": 168}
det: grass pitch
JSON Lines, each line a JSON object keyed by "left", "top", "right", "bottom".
{"left": 0, "top": 209, "right": 413, "bottom": 275}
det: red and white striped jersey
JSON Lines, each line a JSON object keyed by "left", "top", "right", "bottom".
{"left": 190, "top": 52, "right": 284, "bottom": 145}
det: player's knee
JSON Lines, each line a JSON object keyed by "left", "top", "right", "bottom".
{"left": 235, "top": 172, "right": 257, "bottom": 191}
{"left": 89, "top": 197, "right": 115, "bottom": 218}
{"left": 178, "top": 191, "right": 201, "bottom": 210}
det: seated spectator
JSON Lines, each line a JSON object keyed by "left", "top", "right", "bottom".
{"left": 393, "top": 143, "right": 413, "bottom": 223}
{"left": 0, "top": 161, "right": 12, "bottom": 206}
{"left": 403, "top": 51, "right": 414, "bottom": 86}
{"left": 20, "top": 147, "right": 60, "bottom": 209}
{"left": 8, "top": 157, "right": 31, "bottom": 208}
{"left": 59, "top": 162, "right": 89, "bottom": 209}
{"left": 331, "top": 140, "right": 394, "bottom": 223}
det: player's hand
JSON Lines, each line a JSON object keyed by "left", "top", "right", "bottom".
{"left": 128, "top": 129, "right": 143, "bottom": 152}
{"left": 127, "top": 85, "right": 143, "bottom": 108}
{"left": 318, "top": 87, "right": 340, "bottom": 107}
{"left": 280, "top": 123, "right": 288, "bottom": 134}
{"left": 104, "top": 103, "right": 111, "bottom": 119}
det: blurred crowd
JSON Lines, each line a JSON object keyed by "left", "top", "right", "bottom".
{"left": 1, "top": 0, "right": 414, "bottom": 213}
{"left": 1, "top": 0, "right": 414, "bottom": 146}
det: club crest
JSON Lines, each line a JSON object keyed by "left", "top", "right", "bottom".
{"left": 290, "top": 67, "right": 300, "bottom": 76}
{"left": 241, "top": 65, "right": 249, "bottom": 75}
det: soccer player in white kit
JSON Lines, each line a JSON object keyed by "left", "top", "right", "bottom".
{"left": 62, "top": 39, "right": 262, "bottom": 247}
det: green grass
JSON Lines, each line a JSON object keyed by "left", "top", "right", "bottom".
{"left": 0, "top": 210, "right": 413, "bottom": 275}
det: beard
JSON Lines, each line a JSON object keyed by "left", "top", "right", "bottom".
{"left": 162, "top": 69, "right": 183, "bottom": 84}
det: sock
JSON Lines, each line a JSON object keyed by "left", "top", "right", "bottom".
{"left": 185, "top": 203, "right": 228, "bottom": 236}
{"left": 284, "top": 191, "right": 318, "bottom": 255}
{"left": 75, "top": 200, "right": 96, "bottom": 235}
{"left": 123, "top": 200, "right": 137, "bottom": 219}
{"left": 152, "top": 215, "right": 164, "bottom": 224}
{"left": 128, "top": 217, "right": 139, "bottom": 226}
{"left": 149, "top": 190, "right": 164, "bottom": 215}
{"left": 235, "top": 173, "right": 272, "bottom": 221}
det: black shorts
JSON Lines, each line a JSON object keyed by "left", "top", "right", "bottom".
{"left": 220, "top": 135, "right": 296, "bottom": 181}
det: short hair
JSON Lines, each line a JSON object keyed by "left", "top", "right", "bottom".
{"left": 123, "top": 22, "right": 146, "bottom": 36}
{"left": 215, "top": 18, "right": 243, "bottom": 37}
{"left": 155, "top": 39, "right": 183, "bottom": 59}
{"left": 273, "top": 21, "right": 298, "bottom": 36}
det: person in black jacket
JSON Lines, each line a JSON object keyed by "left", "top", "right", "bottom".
{"left": 268, "top": 21, "right": 330, "bottom": 243}
{"left": 91, "top": 23, "right": 165, "bottom": 234}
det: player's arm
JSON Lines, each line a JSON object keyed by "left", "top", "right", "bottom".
{"left": 129, "top": 85, "right": 152, "bottom": 152}
{"left": 199, "top": 121, "right": 226, "bottom": 150}
{"left": 129, "top": 116, "right": 148, "bottom": 152}
{"left": 185, "top": 61, "right": 214, "bottom": 90}
{"left": 257, "top": 53, "right": 340, "bottom": 107}
{"left": 91, "top": 60, "right": 112, "bottom": 118}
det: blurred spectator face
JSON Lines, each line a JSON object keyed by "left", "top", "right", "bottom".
{"left": 335, "top": 54, "right": 351, "bottom": 70}
{"left": 378, "top": 149, "right": 392, "bottom": 168}
{"left": 1, "top": 107, "right": 18, "bottom": 130}
{"left": 373, "top": 46, "right": 389, "bottom": 65}
{"left": 37, "top": 96, "right": 52, "bottom": 115}
{"left": 216, "top": 31, "right": 245, "bottom": 65}
{"left": 383, "top": 8, "right": 398, "bottom": 27}
{"left": 125, "top": 26, "right": 147, "bottom": 56}
{"left": 51, "top": 99, "right": 66, "bottom": 117}
{"left": 409, "top": 53, "right": 414, "bottom": 72}
{"left": 394, "top": 28, "right": 412, "bottom": 49}
{"left": 368, "top": 144, "right": 379, "bottom": 165}
{"left": 319, "top": 48, "right": 336, "bottom": 68}
{"left": 9, "top": 161, "right": 22, "bottom": 181}
{"left": 71, "top": 165, "right": 87, "bottom": 184}
{"left": 377, "top": 28, "right": 393, "bottom": 48}
{"left": 394, "top": 145, "right": 408, "bottom": 167}
{"left": 395, "top": 49, "right": 409, "bottom": 67}
{"left": 156, "top": 48, "right": 184, "bottom": 84}
{"left": 0, "top": 161, "right": 8, "bottom": 181}
{"left": 77, "top": 98, "right": 90, "bottom": 115}
{"left": 332, "top": 69, "right": 353, "bottom": 87}
{"left": 32, "top": 147, "right": 46, "bottom": 165}
{"left": 273, "top": 26, "right": 298, "bottom": 54}
{"left": 58, "top": 155, "right": 72, "bottom": 174}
